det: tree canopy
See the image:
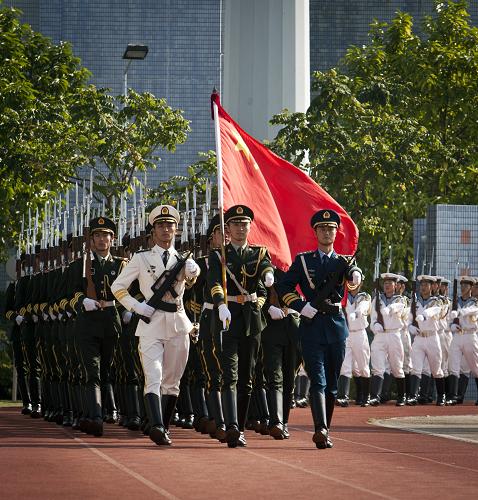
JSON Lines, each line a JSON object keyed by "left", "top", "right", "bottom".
{"left": 270, "top": 0, "right": 478, "bottom": 278}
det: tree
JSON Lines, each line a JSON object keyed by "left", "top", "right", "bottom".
{"left": 76, "top": 88, "right": 190, "bottom": 209}
{"left": 270, "top": 0, "right": 478, "bottom": 279}
{"left": 0, "top": 4, "right": 92, "bottom": 254}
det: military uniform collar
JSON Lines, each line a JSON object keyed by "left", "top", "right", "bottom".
{"left": 231, "top": 242, "right": 248, "bottom": 252}
{"left": 317, "top": 248, "right": 334, "bottom": 259}
{"left": 152, "top": 244, "right": 177, "bottom": 256}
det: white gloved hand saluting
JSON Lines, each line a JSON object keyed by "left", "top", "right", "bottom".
{"left": 264, "top": 272, "right": 274, "bottom": 288}
{"left": 133, "top": 301, "right": 155, "bottom": 318}
{"left": 122, "top": 311, "right": 133, "bottom": 324}
{"left": 83, "top": 298, "right": 100, "bottom": 312}
{"left": 218, "top": 303, "right": 232, "bottom": 329}
{"left": 301, "top": 302, "right": 318, "bottom": 319}
{"left": 15, "top": 315, "right": 24, "bottom": 326}
{"left": 268, "top": 305, "right": 285, "bottom": 320}
{"left": 351, "top": 270, "right": 362, "bottom": 286}
{"left": 185, "top": 259, "right": 200, "bottom": 279}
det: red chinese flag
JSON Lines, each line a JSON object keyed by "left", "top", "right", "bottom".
{"left": 212, "top": 93, "right": 359, "bottom": 271}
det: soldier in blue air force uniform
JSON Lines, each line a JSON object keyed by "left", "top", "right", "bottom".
{"left": 277, "top": 209, "right": 362, "bottom": 450}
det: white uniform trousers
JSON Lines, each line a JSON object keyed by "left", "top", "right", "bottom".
{"left": 139, "top": 334, "right": 190, "bottom": 397}
{"left": 410, "top": 333, "right": 443, "bottom": 378}
{"left": 371, "top": 331, "right": 404, "bottom": 378}
{"left": 448, "top": 332, "right": 478, "bottom": 378}
{"left": 401, "top": 329, "right": 413, "bottom": 374}
{"left": 340, "top": 329, "right": 370, "bottom": 378}
{"left": 438, "top": 330, "right": 453, "bottom": 377}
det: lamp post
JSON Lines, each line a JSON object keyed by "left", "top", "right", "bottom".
{"left": 123, "top": 44, "right": 149, "bottom": 98}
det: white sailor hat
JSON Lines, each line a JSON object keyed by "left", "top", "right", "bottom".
{"left": 380, "top": 273, "right": 400, "bottom": 281}
{"left": 396, "top": 275, "right": 408, "bottom": 283}
{"left": 440, "top": 278, "right": 451, "bottom": 285}
{"left": 417, "top": 275, "right": 437, "bottom": 283}
{"left": 148, "top": 205, "right": 180, "bottom": 226}
{"left": 459, "top": 276, "right": 475, "bottom": 285}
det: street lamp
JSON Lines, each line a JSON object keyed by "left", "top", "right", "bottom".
{"left": 123, "top": 44, "right": 149, "bottom": 97}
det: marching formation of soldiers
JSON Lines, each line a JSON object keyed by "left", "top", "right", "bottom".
{"left": 4, "top": 185, "right": 478, "bottom": 452}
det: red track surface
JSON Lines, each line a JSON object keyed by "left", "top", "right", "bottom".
{"left": 1, "top": 403, "right": 477, "bottom": 500}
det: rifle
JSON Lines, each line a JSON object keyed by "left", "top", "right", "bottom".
{"left": 139, "top": 251, "right": 192, "bottom": 324}
{"left": 410, "top": 243, "right": 419, "bottom": 328}
{"left": 374, "top": 241, "right": 385, "bottom": 329}
{"left": 308, "top": 250, "right": 359, "bottom": 317}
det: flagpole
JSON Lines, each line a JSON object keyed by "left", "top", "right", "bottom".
{"left": 212, "top": 97, "right": 228, "bottom": 327}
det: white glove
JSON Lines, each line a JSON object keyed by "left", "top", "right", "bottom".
{"left": 389, "top": 302, "right": 404, "bottom": 314}
{"left": 382, "top": 306, "right": 390, "bottom": 316}
{"left": 15, "top": 315, "right": 24, "bottom": 326}
{"left": 268, "top": 305, "right": 285, "bottom": 320}
{"left": 66, "top": 311, "right": 73, "bottom": 318}
{"left": 185, "top": 259, "right": 200, "bottom": 279}
{"left": 133, "top": 301, "right": 155, "bottom": 318}
{"left": 348, "top": 312, "right": 357, "bottom": 321}
{"left": 42, "top": 313, "right": 49, "bottom": 321}
{"left": 264, "top": 272, "right": 274, "bottom": 288}
{"left": 351, "top": 270, "right": 362, "bottom": 286}
{"left": 373, "top": 322, "right": 384, "bottom": 333}
{"left": 32, "top": 314, "right": 39, "bottom": 323}
{"left": 122, "top": 311, "right": 133, "bottom": 324}
{"left": 416, "top": 314, "right": 425, "bottom": 323}
{"left": 450, "top": 323, "right": 462, "bottom": 334}
{"left": 408, "top": 324, "right": 419, "bottom": 335}
{"left": 83, "top": 298, "right": 100, "bottom": 312}
{"left": 301, "top": 302, "right": 318, "bottom": 319}
{"left": 218, "top": 303, "right": 231, "bottom": 329}
{"left": 49, "top": 311, "right": 57, "bottom": 321}
{"left": 450, "top": 310, "right": 459, "bottom": 319}
{"left": 58, "top": 313, "right": 63, "bottom": 321}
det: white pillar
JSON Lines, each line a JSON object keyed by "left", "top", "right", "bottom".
{"left": 223, "top": 0, "right": 310, "bottom": 141}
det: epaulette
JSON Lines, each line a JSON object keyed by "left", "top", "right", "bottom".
{"left": 134, "top": 248, "right": 151, "bottom": 254}
{"left": 297, "top": 250, "right": 314, "bottom": 256}
{"left": 113, "top": 256, "right": 128, "bottom": 261}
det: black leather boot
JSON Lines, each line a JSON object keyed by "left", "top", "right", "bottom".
{"left": 381, "top": 373, "right": 393, "bottom": 403}
{"left": 417, "top": 374, "right": 431, "bottom": 404}
{"left": 207, "top": 390, "right": 226, "bottom": 441}
{"left": 255, "top": 388, "right": 269, "bottom": 435}
{"left": 192, "top": 387, "right": 209, "bottom": 434}
{"left": 144, "top": 393, "right": 170, "bottom": 445}
{"left": 282, "top": 391, "right": 293, "bottom": 439}
{"left": 126, "top": 384, "right": 141, "bottom": 431}
{"left": 406, "top": 375, "right": 421, "bottom": 405}
{"left": 309, "top": 391, "right": 328, "bottom": 449}
{"left": 102, "top": 383, "right": 118, "bottom": 424}
{"left": 17, "top": 374, "right": 31, "bottom": 415}
{"left": 368, "top": 375, "right": 384, "bottom": 406}
{"left": 435, "top": 377, "right": 446, "bottom": 406}
{"left": 360, "top": 377, "right": 370, "bottom": 407}
{"left": 353, "top": 376, "right": 362, "bottom": 406}
{"left": 446, "top": 375, "right": 459, "bottom": 405}
{"left": 267, "top": 390, "right": 284, "bottom": 440}
{"left": 29, "top": 376, "right": 42, "bottom": 419}
{"left": 222, "top": 388, "right": 240, "bottom": 448}
{"left": 457, "top": 374, "right": 469, "bottom": 404}
{"left": 162, "top": 394, "right": 179, "bottom": 431}
{"left": 336, "top": 375, "right": 350, "bottom": 407}
{"left": 86, "top": 386, "right": 103, "bottom": 437}
{"left": 62, "top": 382, "right": 73, "bottom": 426}
{"left": 395, "top": 377, "right": 406, "bottom": 406}
{"left": 237, "top": 392, "right": 251, "bottom": 446}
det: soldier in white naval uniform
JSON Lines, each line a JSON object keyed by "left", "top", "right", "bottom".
{"left": 369, "top": 273, "right": 407, "bottom": 406}
{"left": 336, "top": 283, "right": 371, "bottom": 407}
{"left": 396, "top": 275, "right": 412, "bottom": 396}
{"left": 407, "top": 275, "right": 446, "bottom": 405}
{"left": 111, "top": 205, "right": 200, "bottom": 446}
{"left": 447, "top": 277, "right": 478, "bottom": 403}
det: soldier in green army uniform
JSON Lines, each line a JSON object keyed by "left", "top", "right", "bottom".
{"left": 261, "top": 270, "right": 300, "bottom": 439}
{"left": 185, "top": 214, "right": 227, "bottom": 440}
{"left": 68, "top": 216, "right": 127, "bottom": 437}
{"left": 207, "top": 205, "right": 274, "bottom": 448}
{"left": 5, "top": 275, "right": 32, "bottom": 414}
{"left": 14, "top": 255, "right": 42, "bottom": 418}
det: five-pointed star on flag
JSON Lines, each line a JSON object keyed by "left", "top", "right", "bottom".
{"left": 232, "top": 129, "right": 259, "bottom": 170}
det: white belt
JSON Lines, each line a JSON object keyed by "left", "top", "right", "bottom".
{"left": 383, "top": 329, "right": 401, "bottom": 334}
{"left": 459, "top": 329, "right": 477, "bottom": 335}
{"left": 349, "top": 328, "right": 367, "bottom": 334}
{"left": 202, "top": 302, "right": 214, "bottom": 311}
{"left": 97, "top": 300, "right": 115, "bottom": 308}
{"left": 418, "top": 330, "right": 437, "bottom": 338}
{"left": 227, "top": 293, "right": 258, "bottom": 304}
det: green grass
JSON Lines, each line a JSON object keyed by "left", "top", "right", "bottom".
{"left": 0, "top": 400, "right": 21, "bottom": 407}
